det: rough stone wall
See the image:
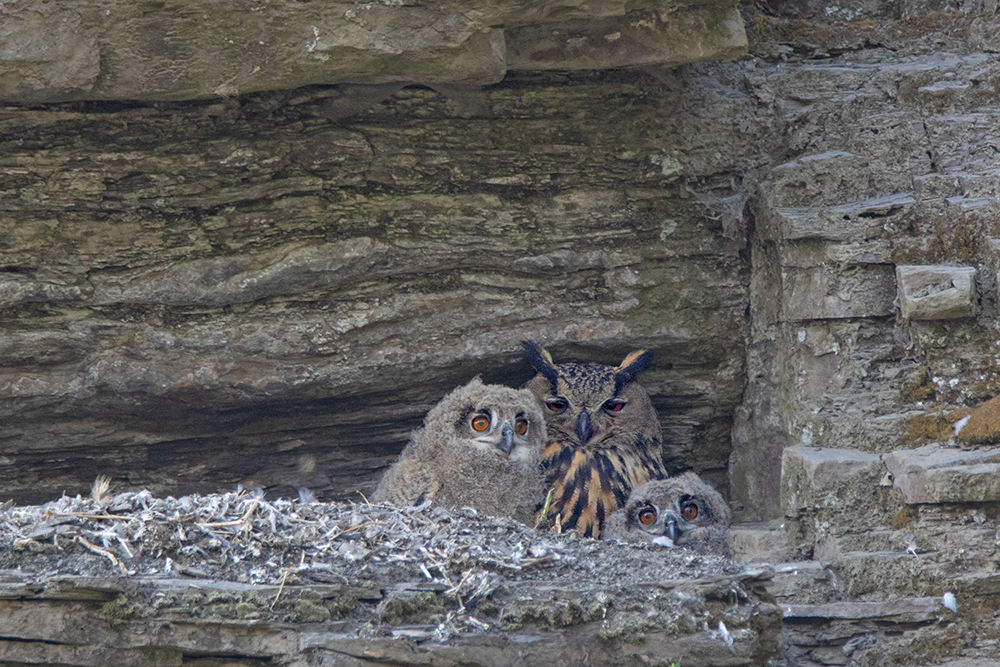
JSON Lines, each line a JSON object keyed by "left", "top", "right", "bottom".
{"left": 4, "top": 0, "right": 1000, "bottom": 525}
{"left": 5, "top": 0, "right": 1000, "bottom": 664}
{"left": 731, "top": 8, "right": 1000, "bottom": 519}
{"left": 0, "top": 55, "right": 753, "bottom": 505}
{"left": 0, "top": 0, "right": 746, "bottom": 101}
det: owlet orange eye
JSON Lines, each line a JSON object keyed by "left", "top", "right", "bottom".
{"left": 471, "top": 415, "right": 490, "bottom": 432}
{"left": 514, "top": 419, "right": 528, "bottom": 436}
{"left": 681, "top": 502, "right": 698, "bottom": 521}
{"left": 638, "top": 507, "right": 657, "bottom": 525}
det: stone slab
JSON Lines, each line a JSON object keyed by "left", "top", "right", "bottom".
{"left": 896, "top": 265, "right": 976, "bottom": 320}
{"left": 506, "top": 4, "right": 746, "bottom": 71}
{"left": 782, "top": 597, "right": 939, "bottom": 621}
{"left": 782, "top": 446, "right": 882, "bottom": 490}
{"left": 780, "top": 264, "right": 897, "bottom": 321}
{"left": 884, "top": 444, "right": 1000, "bottom": 503}
{"left": 727, "top": 520, "right": 796, "bottom": 563}
{"left": 760, "top": 192, "right": 914, "bottom": 242}
{"left": 766, "top": 562, "right": 836, "bottom": 605}
{"left": 781, "top": 446, "right": 883, "bottom": 513}
{"left": 0, "top": 0, "right": 747, "bottom": 103}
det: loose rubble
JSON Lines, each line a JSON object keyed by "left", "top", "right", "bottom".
{"left": 0, "top": 487, "right": 780, "bottom": 666}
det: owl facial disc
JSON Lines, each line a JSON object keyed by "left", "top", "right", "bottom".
{"left": 471, "top": 410, "right": 530, "bottom": 458}
{"left": 637, "top": 504, "right": 679, "bottom": 547}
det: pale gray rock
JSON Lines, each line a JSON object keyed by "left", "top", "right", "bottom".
{"left": 884, "top": 443, "right": 1000, "bottom": 503}
{"left": 896, "top": 265, "right": 977, "bottom": 320}
{"left": 759, "top": 193, "right": 915, "bottom": 243}
{"left": 727, "top": 520, "right": 797, "bottom": 563}
{"left": 90, "top": 238, "right": 399, "bottom": 307}
{"left": 780, "top": 264, "right": 897, "bottom": 321}
{"left": 780, "top": 446, "right": 883, "bottom": 513}
{"left": 782, "top": 597, "right": 940, "bottom": 621}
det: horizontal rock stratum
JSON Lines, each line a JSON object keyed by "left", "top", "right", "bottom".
{"left": 0, "top": 0, "right": 747, "bottom": 102}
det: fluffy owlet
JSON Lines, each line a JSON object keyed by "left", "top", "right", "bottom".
{"left": 523, "top": 341, "right": 666, "bottom": 538}
{"left": 371, "top": 378, "right": 545, "bottom": 524}
{"left": 604, "top": 473, "right": 732, "bottom": 556}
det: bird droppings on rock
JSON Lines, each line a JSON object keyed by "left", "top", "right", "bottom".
{"left": 0, "top": 488, "right": 746, "bottom": 590}
{"left": 0, "top": 488, "right": 781, "bottom": 667}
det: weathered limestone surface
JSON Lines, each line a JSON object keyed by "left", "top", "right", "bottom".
{"left": 896, "top": 264, "right": 976, "bottom": 320}
{"left": 0, "top": 492, "right": 783, "bottom": 667}
{"left": 0, "top": 0, "right": 747, "bottom": 102}
{"left": 731, "top": 26, "right": 1000, "bottom": 521}
{"left": 780, "top": 446, "right": 882, "bottom": 513}
{"left": 6, "top": 0, "right": 1000, "bottom": 664}
{"left": 884, "top": 443, "right": 1000, "bottom": 503}
{"left": 0, "top": 71, "right": 753, "bottom": 504}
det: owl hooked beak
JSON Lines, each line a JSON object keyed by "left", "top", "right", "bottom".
{"left": 496, "top": 422, "right": 515, "bottom": 455}
{"left": 650, "top": 512, "right": 679, "bottom": 548}
{"left": 576, "top": 409, "right": 593, "bottom": 444}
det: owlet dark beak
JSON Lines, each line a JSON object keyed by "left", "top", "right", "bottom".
{"left": 652, "top": 513, "right": 678, "bottom": 548}
{"left": 497, "top": 423, "right": 514, "bottom": 455}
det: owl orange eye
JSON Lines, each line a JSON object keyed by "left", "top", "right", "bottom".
{"left": 638, "top": 507, "right": 657, "bottom": 525}
{"left": 471, "top": 415, "right": 490, "bottom": 432}
{"left": 681, "top": 502, "right": 698, "bottom": 521}
{"left": 604, "top": 399, "right": 626, "bottom": 412}
{"left": 514, "top": 419, "right": 528, "bottom": 435}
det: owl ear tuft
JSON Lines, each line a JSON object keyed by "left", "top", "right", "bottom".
{"left": 614, "top": 349, "right": 653, "bottom": 393}
{"left": 523, "top": 340, "right": 559, "bottom": 392}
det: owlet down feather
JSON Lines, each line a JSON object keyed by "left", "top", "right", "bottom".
{"left": 604, "top": 472, "right": 732, "bottom": 556}
{"left": 372, "top": 378, "right": 545, "bottom": 524}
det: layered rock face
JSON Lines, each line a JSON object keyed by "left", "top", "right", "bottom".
{"left": 0, "top": 0, "right": 746, "bottom": 101}
{"left": 5, "top": 0, "right": 1000, "bottom": 664}
{"left": 1, "top": 0, "right": 750, "bottom": 504}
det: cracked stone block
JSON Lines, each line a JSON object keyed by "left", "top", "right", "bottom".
{"left": 760, "top": 192, "right": 915, "bottom": 242}
{"left": 895, "top": 265, "right": 976, "bottom": 320}
{"left": 884, "top": 443, "right": 1000, "bottom": 503}
{"left": 781, "top": 446, "right": 883, "bottom": 513}
{"left": 727, "top": 520, "right": 796, "bottom": 563}
{"left": 780, "top": 264, "right": 896, "bottom": 321}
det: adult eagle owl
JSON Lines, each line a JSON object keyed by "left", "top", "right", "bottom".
{"left": 523, "top": 341, "right": 666, "bottom": 538}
